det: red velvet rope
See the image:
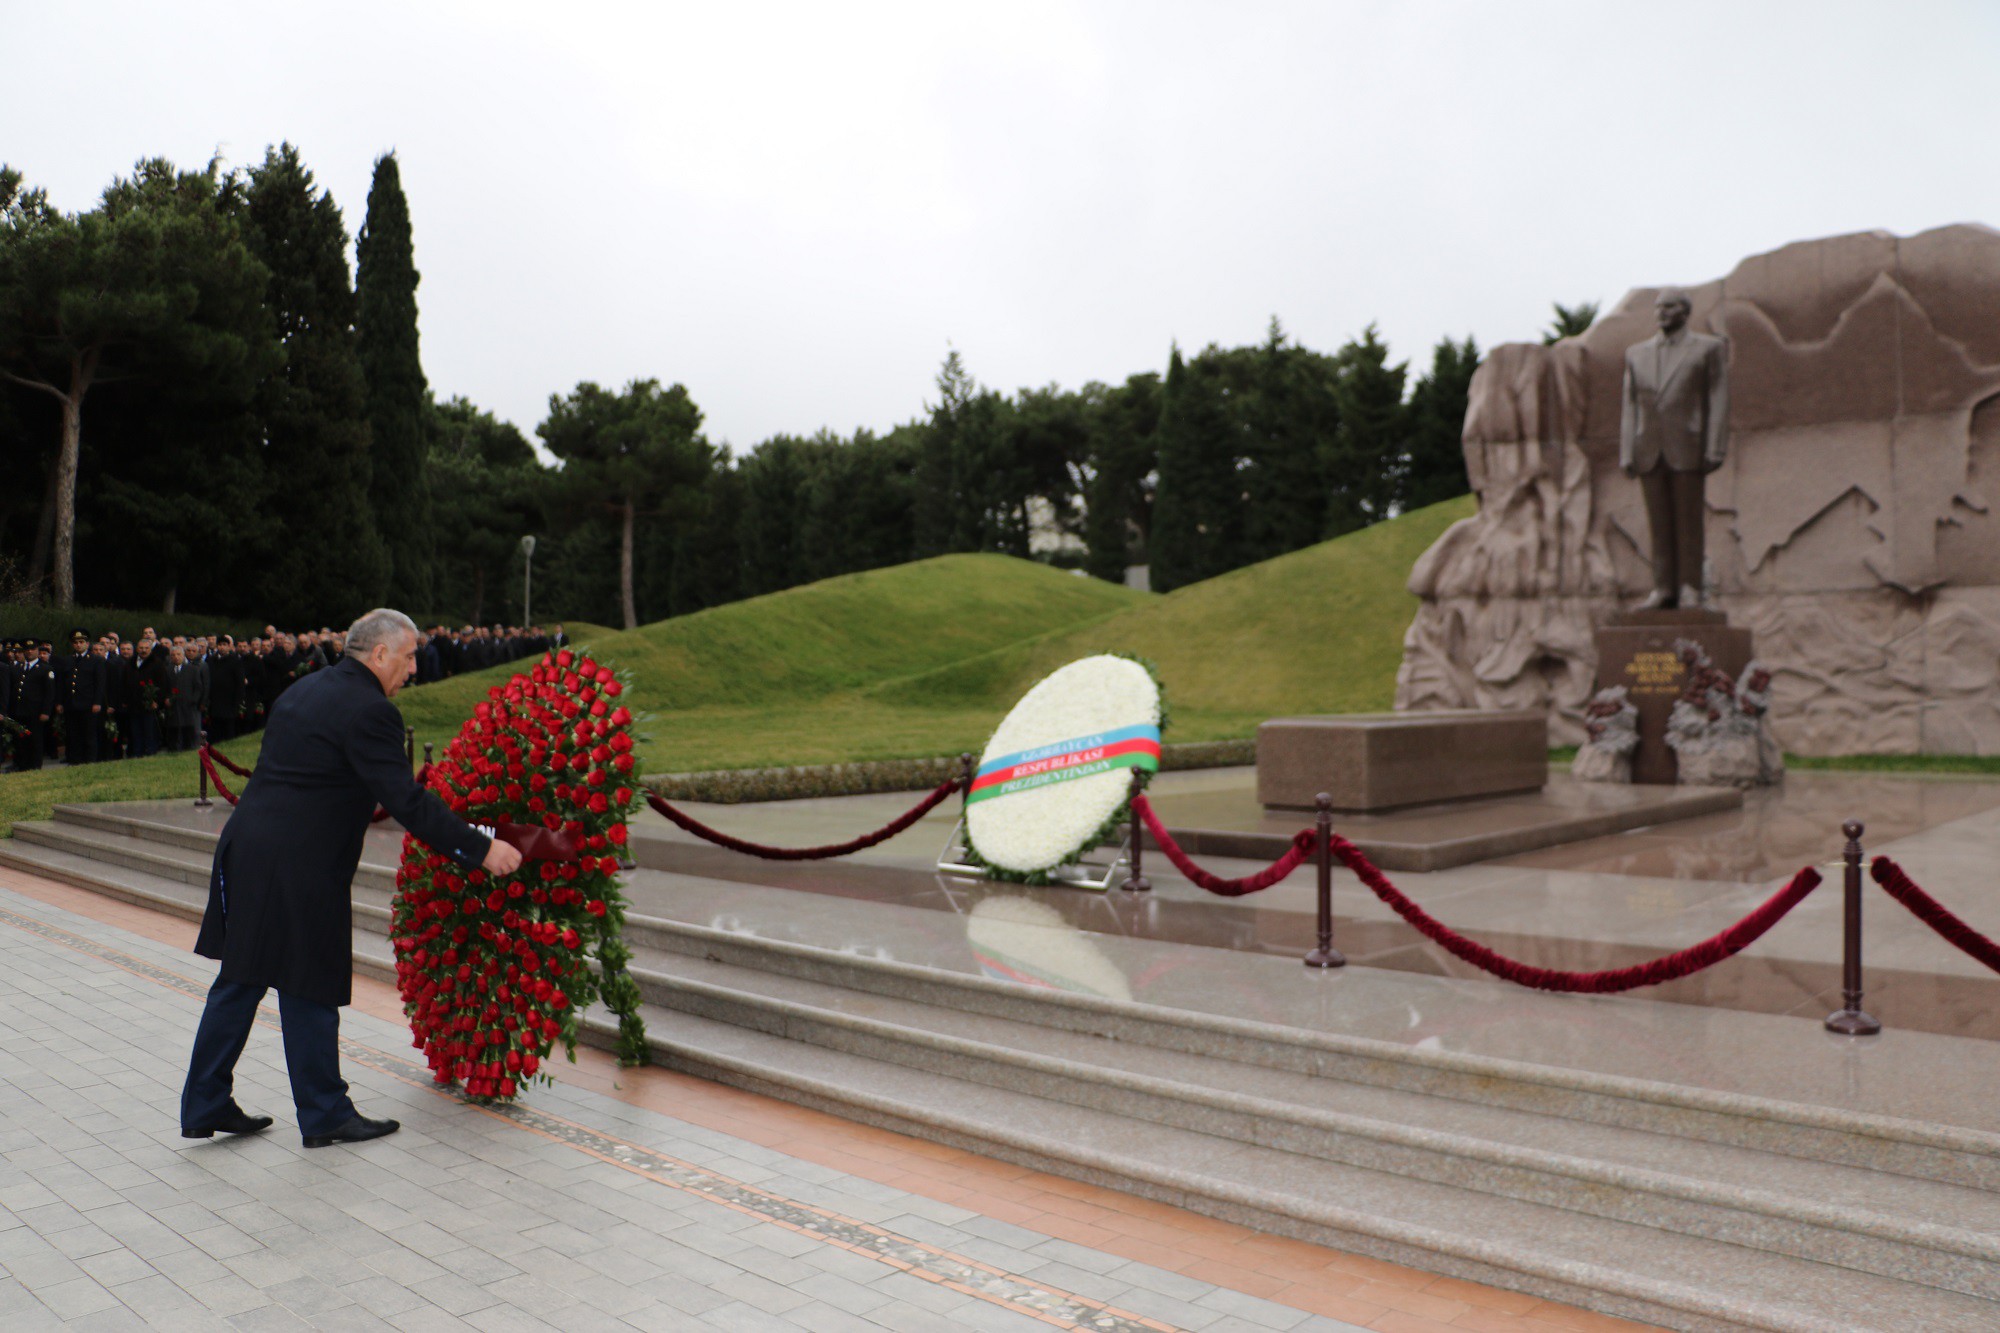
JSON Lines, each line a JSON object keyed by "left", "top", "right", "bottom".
{"left": 644, "top": 780, "right": 962, "bottom": 861}
{"left": 1871, "top": 855, "right": 2000, "bottom": 974}
{"left": 206, "top": 745, "right": 255, "bottom": 778}
{"left": 200, "top": 746, "right": 430, "bottom": 824}
{"left": 1327, "top": 833, "right": 1822, "bottom": 993}
{"left": 198, "top": 748, "right": 240, "bottom": 806}
{"left": 1129, "top": 793, "right": 1316, "bottom": 896}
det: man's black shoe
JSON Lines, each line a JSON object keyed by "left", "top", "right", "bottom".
{"left": 181, "top": 1108, "right": 273, "bottom": 1139}
{"left": 302, "top": 1115, "right": 400, "bottom": 1149}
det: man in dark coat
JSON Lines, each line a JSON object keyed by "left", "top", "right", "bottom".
{"left": 8, "top": 643, "right": 53, "bottom": 771}
{"left": 208, "top": 637, "right": 245, "bottom": 742}
{"left": 181, "top": 609, "right": 522, "bottom": 1147}
{"left": 55, "top": 629, "right": 105, "bottom": 764}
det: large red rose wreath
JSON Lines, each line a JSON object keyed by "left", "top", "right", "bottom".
{"left": 390, "top": 649, "right": 650, "bottom": 1102}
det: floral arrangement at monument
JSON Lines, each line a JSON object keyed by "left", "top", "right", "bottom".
{"left": 1664, "top": 640, "right": 1783, "bottom": 789}
{"left": 389, "top": 648, "right": 649, "bottom": 1103}
{"left": 964, "top": 654, "right": 1164, "bottom": 880}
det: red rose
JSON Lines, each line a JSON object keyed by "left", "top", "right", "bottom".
{"left": 607, "top": 824, "right": 629, "bottom": 846}
{"left": 561, "top": 928, "right": 580, "bottom": 949}
{"left": 614, "top": 787, "right": 632, "bottom": 807}
{"left": 579, "top": 658, "right": 597, "bottom": 676}
{"left": 604, "top": 681, "right": 622, "bottom": 698}
{"left": 586, "top": 899, "right": 607, "bottom": 917}
{"left": 613, "top": 754, "right": 634, "bottom": 774}
{"left": 588, "top": 792, "right": 609, "bottom": 814}
{"left": 557, "top": 650, "right": 573, "bottom": 668}
{"left": 610, "top": 707, "right": 632, "bottom": 727}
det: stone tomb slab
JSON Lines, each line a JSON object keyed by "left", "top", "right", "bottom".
{"left": 1151, "top": 771, "right": 1743, "bottom": 872}
{"left": 1256, "top": 709, "right": 1547, "bottom": 812}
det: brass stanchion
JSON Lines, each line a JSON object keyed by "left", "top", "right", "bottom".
{"left": 194, "top": 730, "right": 212, "bottom": 809}
{"left": 1825, "top": 819, "right": 1881, "bottom": 1035}
{"left": 1304, "top": 793, "right": 1345, "bottom": 968}
{"left": 1121, "top": 769, "right": 1151, "bottom": 893}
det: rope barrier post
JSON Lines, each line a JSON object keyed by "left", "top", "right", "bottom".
{"left": 194, "top": 730, "right": 212, "bottom": 809}
{"left": 1121, "top": 771, "right": 1151, "bottom": 893}
{"left": 423, "top": 741, "right": 433, "bottom": 769}
{"left": 1304, "top": 793, "right": 1345, "bottom": 968}
{"left": 1825, "top": 819, "right": 1881, "bottom": 1036}
{"left": 405, "top": 726, "right": 415, "bottom": 768}
{"left": 958, "top": 752, "right": 974, "bottom": 815}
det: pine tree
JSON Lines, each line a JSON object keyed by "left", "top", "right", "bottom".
{"left": 244, "top": 144, "right": 390, "bottom": 624}
{"left": 737, "top": 435, "right": 809, "bottom": 595}
{"left": 1149, "top": 346, "right": 1239, "bottom": 592}
{"left": 357, "top": 153, "right": 436, "bottom": 610}
{"left": 670, "top": 463, "right": 744, "bottom": 615}
{"left": 1401, "top": 335, "right": 1479, "bottom": 511}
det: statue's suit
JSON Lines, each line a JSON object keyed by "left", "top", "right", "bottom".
{"left": 1621, "top": 329, "right": 1730, "bottom": 600}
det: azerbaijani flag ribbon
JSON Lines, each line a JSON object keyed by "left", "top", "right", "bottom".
{"left": 966, "top": 724, "right": 1161, "bottom": 806}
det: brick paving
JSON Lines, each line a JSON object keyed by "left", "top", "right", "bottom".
{"left": 0, "top": 870, "right": 1658, "bottom": 1332}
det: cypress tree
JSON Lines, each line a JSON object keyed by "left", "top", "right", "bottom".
{"left": 1238, "top": 319, "right": 1338, "bottom": 564}
{"left": 244, "top": 144, "right": 390, "bottom": 624}
{"left": 1081, "top": 373, "right": 1160, "bottom": 584}
{"left": 913, "top": 350, "right": 973, "bottom": 557}
{"left": 357, "top": 153, "right": 436, "bottom": 611}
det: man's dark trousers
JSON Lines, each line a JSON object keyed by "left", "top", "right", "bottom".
{"left": 180, "top": 978, "right": 356, "bottom": 1136}
{"left": 63, "top": 709, "right": 97, "bottom": 764}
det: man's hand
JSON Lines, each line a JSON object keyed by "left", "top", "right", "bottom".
{"left": 482, "top": 839, "right": 523, "bottom": 877}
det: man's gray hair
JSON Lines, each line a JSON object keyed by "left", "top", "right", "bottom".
{"left": 344, "top": 608, "right": 420, "bottom": 658}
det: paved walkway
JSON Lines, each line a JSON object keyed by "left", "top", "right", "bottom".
{"left": 0, "top": 870, "right": 1652, "bottom": 1332}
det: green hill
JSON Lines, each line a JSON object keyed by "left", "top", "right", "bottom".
{"left": 869, "top": 494, "right": 1475, "bottom": 740}
{"left": 391, "top": 554, "right": 1151, "bottom": 745}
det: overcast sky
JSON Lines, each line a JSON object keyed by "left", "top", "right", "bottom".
{"left": 9, "top": 1, "right": 1998, "bottom": 455}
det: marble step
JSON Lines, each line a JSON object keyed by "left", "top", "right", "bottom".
{"left": 46, "top": 803, "right": 402, "bottom": 894}
{"left": 618, "top": 944, "right": 2000, "bottom": 1302}
{"left": 581, "top": 1001, "right": 2000, "bottom": 1333}
{"left": 620, "top": 913, "right": 2000, "bottom": 1193}
{"left": 0, "top": 826, "right": 397, "bottom": 938}
{"left": 30, "top": 802, "right": 2000, "bottom": 1196}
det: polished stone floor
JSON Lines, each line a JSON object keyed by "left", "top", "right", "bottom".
{"left": 623, "top": 766, "right": 2000, "bottom": 1042}
{"left": 0, "top": 872, "right": 1658, "bottom": 1333}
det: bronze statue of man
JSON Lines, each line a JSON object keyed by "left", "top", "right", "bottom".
{"left": 1620, "top": 287, "right": 1729, "bottom": 609}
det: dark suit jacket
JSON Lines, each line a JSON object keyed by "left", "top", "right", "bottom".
{"left": 1620, "top": 330, "right": 1729, "bottom": 474}
{"left": 10, "top": 661, "right": 54, "bottom": 719}
{"left": 55, "top": 652, "right": 104, "bottom": 711}
{"left": 194, "top": 655, "right": 492, "bottom": 1006}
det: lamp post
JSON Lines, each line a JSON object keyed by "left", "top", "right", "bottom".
{"left": 520, "top": 535, "right": 537, "bottom": 626}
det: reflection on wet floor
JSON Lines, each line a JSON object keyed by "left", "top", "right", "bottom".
{"left": 624, "top": 767, "right": 2000, "bottom": 1042}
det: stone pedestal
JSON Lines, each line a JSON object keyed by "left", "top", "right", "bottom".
{"left": 1594, "top": 610, "right": 1752, "bottom": 784}
{"left": 1256, "top": 711, "right": 1547, "bottom": 812}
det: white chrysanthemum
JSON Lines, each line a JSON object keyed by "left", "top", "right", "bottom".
{"left": 966, "top": 655, "right": 1161, "bottom": 874}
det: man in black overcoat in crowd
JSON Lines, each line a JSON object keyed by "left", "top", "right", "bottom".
{"left": 208, "top": 636, "right": 245, "bottom": 742}
{"left": 181, "top": 609, "right": 523, "bottom": 1147}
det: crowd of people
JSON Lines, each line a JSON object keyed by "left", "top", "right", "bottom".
{"left": 1, "top": 622, "right": 567, "bottom": 772}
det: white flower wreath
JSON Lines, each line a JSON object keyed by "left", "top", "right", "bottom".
{"left": 965, "top": 655, "right": 1162, "bottom": 875}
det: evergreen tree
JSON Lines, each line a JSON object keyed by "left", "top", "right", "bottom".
{"left": 914, "top": 350, "right": 974, "bottom": 557}
{"left": 357, "top": 152, "right": 437, "bottom": 609}
{"left": 0, "top": 159, "right": 276, "bottom": 607}
{"left": 426, "top": 395, "right": 545, "bottom": 623}
{"left": 1149, "top": 346, "right": 1239, "bottom": 592}
{"left": 539, "top": 378, "right": 712, "bottom": 630}
{"left": 797, "top": 426, "right": 919, "bottom": 583}
{"left": 1401, "top": 335, "right": 1479, "bottom": 511}
{"left": 1081, "top": 372, "right": 1160, "bottom": 583}
{"left": 1237, "top": 319, "right": 1338, "bottom": 564}
{"left": 1543, "top": 301, "right": 1598, "bottom": 343}
{"left": 1324, "top": 325, "right": 1408, "bottom": 535}
{"left": 670, "top": 463, "right": 744, "bottom": 615}
{"left": 243, "top": 144, "right": 389, "bottom": 624}
{"left": 737, "top": 435, "right": 809, "bottom": 596}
